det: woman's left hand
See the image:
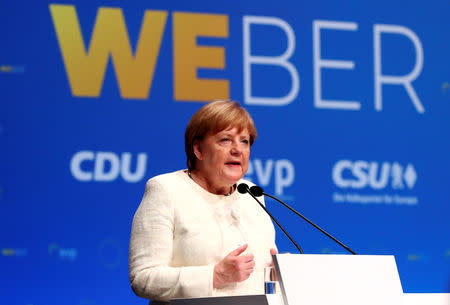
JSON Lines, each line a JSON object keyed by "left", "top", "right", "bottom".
{"left": 213, "top": 244, "right": 255, "bottom": 288}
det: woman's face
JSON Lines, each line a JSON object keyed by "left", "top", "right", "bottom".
{"left": 194, "top": 127, "right": 250, "bottom": 191}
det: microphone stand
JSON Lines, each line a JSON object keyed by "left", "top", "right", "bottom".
{"left": 240, "top": 184, "right": 304, "bottom": 254}
{"left": 262, "top": 191, "right": 356, "bottom": 255}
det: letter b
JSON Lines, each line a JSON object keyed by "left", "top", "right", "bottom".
{"left": 243, "top": 16, "right": 299, "bottom": 106}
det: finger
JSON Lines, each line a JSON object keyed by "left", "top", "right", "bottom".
{"left": 239, "top": 253, "right": 254, "bottom": 262}
{"left": 242, "top": 266, "right": 254, "bottom": 273}
{"left": 239, "top": 259, "right": 255, "bottom": 272}
{"left": 236, "top": 256, "right": 253, "bottom": 267}
{"left": 229, "top": 243, "right": 248, "bottom": 257}
{"left": 244, "top": 260, "right": 255, "bottom": 270}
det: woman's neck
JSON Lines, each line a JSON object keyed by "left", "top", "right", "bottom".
{"left": 188, "top": 169, "right": 233, "bottom": 196}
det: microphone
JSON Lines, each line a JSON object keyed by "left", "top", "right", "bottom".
{"left": 237, "top": 183, "right": 250, "bottom": 194}
{"left": 249, "top": 185, "right": 263, "bottom": 197}
{"left": 238, "top": 183, "right": 304, "bottom": 254}
{"left": 249, "top": 185, "right": 356, "bottom": 255}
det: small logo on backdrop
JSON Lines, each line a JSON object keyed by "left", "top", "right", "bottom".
{"left": 0, "top": 64, "right": 26, "bottom": 74}
{"left": 48, "top": 243, "right": 78, "bottom": 261}
{"left": 407, "top": 253, "right": 430, "bottom": 262}
{"left": 331, "top": 160, "right": 419, "bottom": 206}
{"left": 70, "top": 151, "right": 148, "bottom": 183}
{"left": 2, "top": 248, "right": 28, "bottom": 257}
{"left": 442, "top": 82, "right": 450, "bottom": 96}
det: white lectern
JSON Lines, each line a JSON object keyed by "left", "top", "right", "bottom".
{"left": 170, "top": 254, "right": 449, "bottom": 305}
{"left": 274, "top": 254, "right": 403, "bottom": 305}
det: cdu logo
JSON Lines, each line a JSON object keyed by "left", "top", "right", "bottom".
{"left": 332, "top": 160, "right": 417, "bottom": 190}
{"left": 70, "top": 151, "right": 148, "bottom": 183}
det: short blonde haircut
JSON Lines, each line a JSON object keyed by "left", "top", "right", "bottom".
{"left": 185, "top": 101, "right": 257, "bottom": 171}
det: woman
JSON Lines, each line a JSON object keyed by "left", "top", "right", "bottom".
{"left": 129, "top": 101, "right": 277, "bottom": 302}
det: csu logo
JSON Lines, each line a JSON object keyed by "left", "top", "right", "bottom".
{"left": 70, "top": 151, "right": 147, "bottom": 182}
{"left": 332, "top": 160, "right": 417, "bottom": 190}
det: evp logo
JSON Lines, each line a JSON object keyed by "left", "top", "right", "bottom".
{"left": 244, "top": 158, "right": 295, "bottom": 197}
{"left": 49, "top": 243, "right": 78, "bottom": 261}
{"left": 70, "top": 151, "right": 147, "bottom": 182}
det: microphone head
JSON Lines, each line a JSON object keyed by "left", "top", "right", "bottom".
{"left": 249, "top": 185, "right": 263, "bottom": 197}
{"left": 237, "top": 183, "right": 249, "bottom": 194}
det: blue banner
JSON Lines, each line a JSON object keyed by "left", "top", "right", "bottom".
{"left": 1, "top": 0, "right": 449, "bottom": 304}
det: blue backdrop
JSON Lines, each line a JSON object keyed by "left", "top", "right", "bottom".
{"left": 1, "top": 0, "right": 449, "bottom": 304}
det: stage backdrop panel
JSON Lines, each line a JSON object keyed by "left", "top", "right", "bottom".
{"left": 1, "top": 0, "right": 449, "bottom": 304}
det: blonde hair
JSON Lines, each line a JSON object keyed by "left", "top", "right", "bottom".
{"left": 185, "top": 101, "right": 257, "bottom": 170}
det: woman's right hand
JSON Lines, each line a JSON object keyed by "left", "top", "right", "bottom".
{"left": 213, "top": 244, "right": 255, "bottom": 288}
